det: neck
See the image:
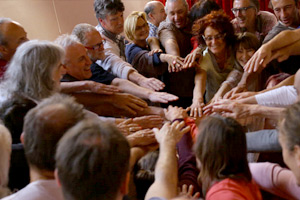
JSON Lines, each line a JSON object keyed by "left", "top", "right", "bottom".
{"left": 149, "top": 20, "right": 158, "bottom": 27}
{"left": 30, "top": 166, "right": 55, "bottom": 182}
{"left": 246, "top": 23, "right": 256, "bottom": 33}
{"left": 133, "top": 39, "right": 147, "bottom": 48}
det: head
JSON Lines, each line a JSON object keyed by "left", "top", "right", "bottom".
{"left": 194, "top": 115, "right": 251, "bottom": 193}
{"left": 278, "top": 101, "right": 300, "bottom": 185}
{"left": 189, "top": 0, "right": 221, "bottom": 23}
{"left": 235, "top": 32, "right": 260, "bottom": 67}
{"left": 232, "top": 0, "right": 259, "bottom": 30}
{"left": 144, "top": 1, "right": 166, "bottom": 27}
{"left": 124, "top": 12, "right": 149, "bottom": 42}
{"left": 94, "top": 0, "right": 125, "bottom": 35}
{"left": 194, "top": 10, "right": 235, "bottom": 55}
{"left": 55, "top": 34, "right": 92, "bottom": 81}
{"left": 165, "top": 0, "right": 189, "bottom": 29}
{"left": 55, "top": 119, "right": 130, "bottom": 200}
{"left": 2, "top": 40, "right": 65, "bottom": 101}
{"left": 0, "top": 18, "right": 28, "bottom": 61}
{"left": 270, "top": 0, "right": 300, "bottom": 27}
{"left": 72, "top": 23, "right": 105, "bottom": 62}
{"left": 0, "top": 124, "right": 12, "bottom": 198}
{"left": 22, "top": 94, "right": 85, "bottom": 172}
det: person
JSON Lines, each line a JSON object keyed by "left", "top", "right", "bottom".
{"left": 144, "top": 1, "right": 166, "bottom": 50}
{"left": 0, "top": 125, "right": 12, "bottom": 198}
{"left": 2, "top": 94, "right": 86, "bottom": 200}
{"left": 194, "top": 115, "right": 262, "bottom": 199}
{"left": 0, "top": 18, "right": 28, "bottom": 78}
{"left": 189, "top": 10, "right": 239, "bottom": 117}
{"left": 157, "top": 0, "right": 197, "bottom": 108}
{"left": 249, "top": 101, "right": 300, "bottom": 199}
{"left": 72, "top": 23, "right": 178, "bottom": 105}
{"left": 94, "top": 0, "right": 165, "bottom": 91}
{"left": 55, "top": 118, "right": 130, "bottom": 200}
{"left": 204, "top": 32, "right": 260, "bottom": 104}
{"left": 231, "top": 0, "right": 277, "bottom": 43}
{"left": 124, "top": 11, "right": 182, "bottom": 76}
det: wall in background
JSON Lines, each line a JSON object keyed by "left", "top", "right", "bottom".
{"left": 0, "top": 0, "right": 149, "bottom": 41}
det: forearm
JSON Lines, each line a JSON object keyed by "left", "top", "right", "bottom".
{"left": 145, "top": 143, "right": 178, "bottom": 200}
{"left": 60, "top": 81, "right": 91, "bottom": 93}
{"left": 128, "top": 71, "right": 146, "bottom": 86}
{"left": 250, "top": 105, "right": 285, "bottom": 120}
{"left": 129, "top": 147, "right": 146, "bottom": 171}
{"left": 214, "top": 82, "right": 232, "bottom": 99}
{"left": 265, "top": 29, "right": 300, "bottom": 51}
{"left": 258, "top": 75, "right": 294, "bottom": 94}
{"left": 148, "top": 37, "right": 161, "bottom": 50}
{"left": 112, "top": 78, "right": 151, "bottom": 100}
{"left": 164, "top": 39, "right": 180, "bottom": 56}
{"left": 193, "top": 70, "right": 206, "bottom": 103}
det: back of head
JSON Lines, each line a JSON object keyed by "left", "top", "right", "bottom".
{"left": 189, "top": 0, "right": 221, "bottom": 23}
{"left": 0, "top": 18, "right": 13, "bottom": 46}
{"left": 23, "top": 94, "right": 85, "bottom": 172}
{"left": 72, "top": 23, "right": 97, "bottom": 45}
{"left": 56, "top": 119, "right": 130, "bottom": 200}
{"left": 235, "top": 32, "right": 260, "bottom": 52}
{"left": 194, "top": 115, "right": 251, "bottom": 193}
{"left": 0, "top": 124, "right": 12, "bottom": 198}
{"left": 94, "top": 0, "right": 125, "bottom": 20}
{"left": 124, "top": 11, "right": 147, "bottom": 41}
{"left": 1, "top": 40, "right": 64, "bottom": 101}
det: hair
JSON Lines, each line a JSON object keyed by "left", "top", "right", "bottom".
{"left": 249, "top": 0, "right": 260, "bottom": 11}
{"left": 0, "top": 94, "right": 37, "bottom": 144}
{"left": 193, "top": 10, "right": 236, "bottom": 48}
{"left": 0, "top": 124, "right": 12, "bottom": 198}
{"left": 234, "top": 32, "right": 260, "bottom": 53}
{"left": 144, "top": 1, "right": 157, "bottom": 20}
{"left": 189, "top": 0, "right": 221, "bottom": 23}
{"left": 55, "top": 34, "right": 80, "bottom": 50}
{"left": 55, "top": 119, "right": 130, "bottom": 200}
{"left": 269, "top": 0, "right": 298, "bottom": 9}
{"left": 134, "top": 150, "right": 158, "bottom": 199}
{"left": 124, "top": 11, "right": 148, "bottom": 41}
{"left": 94, "top": 0, "right": 125, "bottom": 20}
{"left": 194, "top": 115, "right": 251, "bottom": 195}
{"left": 0, "top": 18, "right": 13, "bottom": 46}
{"left": 0, "top": 40, "right": 65, "bottom": 103}
{"left": 165, "top": 0, "right": 188, "bottom": 13}
{"left": 279, "top": 101, "right": 300, "bottom": 151}
{"left": 72, "top": 23, "right": 97, "bottom": 45}
{"left": 23, "top": 94, "right": 85, "bottom": 171}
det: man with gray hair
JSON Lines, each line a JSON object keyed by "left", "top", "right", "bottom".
{"left": 0, "top": 18, "right": 28, "bottom": 78}
{"left": 2, "top": 94, "right": 85, "bottom": 200}
{"left": 94, "top": 0, "right": 165, "bottom": 91}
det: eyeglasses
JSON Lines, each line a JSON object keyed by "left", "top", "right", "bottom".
{"left": 85, "top": 42, "right": 104, "bottom": 50}
{"left": 231, "top": 6, "right": 255, "bottom": 15}
{"left": 202, "top": 33, "right": 226, "bottom": 42}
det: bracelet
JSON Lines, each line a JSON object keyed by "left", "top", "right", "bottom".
{"left": 171, "top": 118, "right": 184, "bottom": 124}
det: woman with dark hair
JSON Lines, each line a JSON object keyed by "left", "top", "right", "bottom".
{"left": 194, "top": 115, "right": 262, "bottom": 199}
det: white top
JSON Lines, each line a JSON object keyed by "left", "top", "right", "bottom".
{"left": 1, "top": 180, "right": 64, "bottom": 200}
{"left": 95, "top": 25, "right": 137, "bottom": 80}
{"left": 255, "top": 86, "right": 297, "bottom": 107}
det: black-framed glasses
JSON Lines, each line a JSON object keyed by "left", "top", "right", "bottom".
{"left": 85, "top": 41, "right": 104, "bottom": 50}
{"left": 231, "top": 6, "right": 255, "bottom": 15}
{"left": 202, "top": 33, "right": 226, "bottom": 42}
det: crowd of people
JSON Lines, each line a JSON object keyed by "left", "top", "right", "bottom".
{"left": 0, "top": 0, "right": 300, "bottom": 199}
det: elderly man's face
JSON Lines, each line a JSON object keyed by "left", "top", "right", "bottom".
{"left": 84, "top": 30, "right": 105, "bottom": 62}
{"left": 233, "top": 0, "right": 257, "bottom": 30}
{"left": 64, "top": 43, "right": 92, "bottom": 81}
{"left": 99, "top": 11, "right": 124, "bottom": 35}
{"left": 271, "top": 0, "right": 299, "bottom": 27}
{"left": 0, "top": 21, "right": 28, "bottom": 61}
{"left": 166, "top": 0, "right": 188, "bottom": 29}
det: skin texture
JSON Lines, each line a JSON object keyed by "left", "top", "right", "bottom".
{"left": 236, "top": 46, "right": 256, "bottom": 67}
{"left": 233, "top": 0, "right": 257, "bottom": 32}
{"left": 203, "top": 26, "right": 226, "bottom": 56}
{"left": 98, "top": 11, "right": 124, "bottom": 35}
{"left": 271, "top": 0, "right": 300, "bottom": 28}
{"left": 84, "top": 31, "right": 105, "bottom": 61}
{"left": 166, "top": 0, "right": 188, "bottom": 29}
{"left": 146, "top": 1, "right": 167, "bottom": 27}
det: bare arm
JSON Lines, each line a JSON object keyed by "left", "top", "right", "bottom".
{"left": 148, "top": 37, "right": 162, "bottom": 51}
{"left": 60, "top": 81, "right": 119, "bottom": 95}
{"left": 128, "top": 71, "right": 165, "bottom": 91}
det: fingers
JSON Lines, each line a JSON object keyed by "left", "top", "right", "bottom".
{"left": 147, "top": 78, "right": 165, "bottom": 91}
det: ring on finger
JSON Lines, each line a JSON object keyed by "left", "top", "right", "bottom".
{"left": 129, "top": 127, "right": 134, "bottom": 132}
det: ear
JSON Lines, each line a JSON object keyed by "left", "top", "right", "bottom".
{"left": 148, "top": 12, "right": 155, "bottom": 21}
{"left": 54, "top": 169, "right": 62, "bottom": 187}
{"left": 294, "top": 145, "right": 300, "bottom": 168}
{"left": 20, "top": 132, "right": 25, "bottom": 144}
{"left": 120, "top": 172, "right": 130, "bottom": 195}
{"left": 0, "top": 45, "right": 8, "bottom": 57}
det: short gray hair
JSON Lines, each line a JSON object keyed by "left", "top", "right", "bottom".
{"left": 54, "top": 34, "right": 80, "bottom": 50}
{"left": 72, "top": 23, "right": 97, "bottom": 45}
{"left": 165, "top": 0, "right": 188, "bottom": 13}
{"left": 0, "top": 18, "right": 13, "bottom": 46}
{"left": 0, "top": 40, "right": 65, "bottom": 103}
{"left": 0, "top": 124, "right": 12, "bottom": 198}
{"left": 144, "top": 2, "right": 156, "bottom": 20}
